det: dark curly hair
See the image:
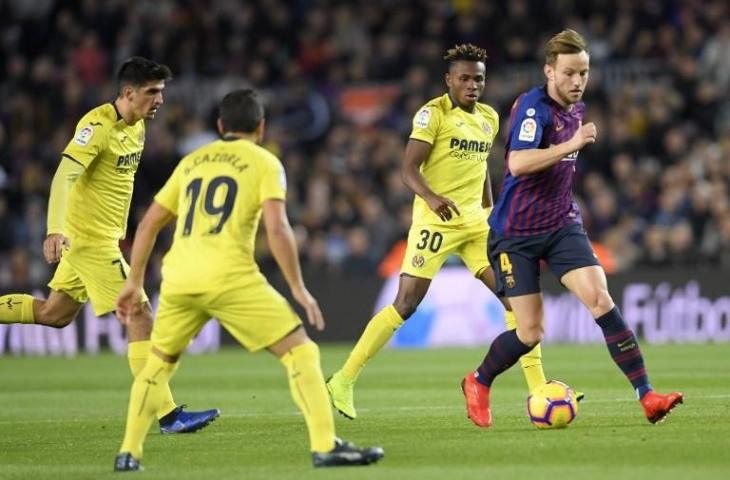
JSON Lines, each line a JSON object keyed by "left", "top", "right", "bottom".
{"left": 443, "top": 44, "right": 488, "bottom": 69}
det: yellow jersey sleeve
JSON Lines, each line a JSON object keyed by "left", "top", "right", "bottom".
{"left": 259, "top": 155, "right": 287, "bottom": 202}
{"left": 154, "top": 163, "right": 183, "bottom": 215}
{"left": 62, "top": 114, "right": 110, "bottom": 168}
{"left": 409, "top": 103, "right": 444, "bottom": 145}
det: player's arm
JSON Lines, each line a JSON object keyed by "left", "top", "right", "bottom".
{"left": 262, "top": 199, "right": 324, "bottom": 331}
{"left": 401, "top": 139, "right": 460, "bottom": 221}
{"left": 509, "top": 122, "right": 597, "bottom": 176}
{"left": 115, "top": 202, "right": 175, "bottom": 323}
{"left": 482, "top": 164, "right": 494, "bottom": 209}
{"left": 44, "top": 157, "right": 86, "bottom": 263}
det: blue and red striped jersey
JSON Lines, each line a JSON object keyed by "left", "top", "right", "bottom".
{"left": 489, "top": 86, "right": 585, "bottom": 236}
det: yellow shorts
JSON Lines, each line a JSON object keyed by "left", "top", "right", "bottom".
{"left": 48, "top": 239, "right": 148, "bottom": 316}
{"left": 400, "top": 219, "right": 490, "bottom": 279}
{"left": 152, "top": 280, "right": 302, "bottom": 356}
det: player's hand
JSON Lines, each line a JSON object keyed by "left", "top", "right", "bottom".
{"left": 43, "top": 233, "right": 70, "bottom": 263}
{"left": 115, "top": 281, "right": 143, "bottom": 326}
{"left": 292, "top": 286, "right": 325, "bottom": 331}
{"left": 426, "top": 194, "right": 460, "bottom": 222}
{"left": 570, "top": 122, "right": 598, "bottom": 150}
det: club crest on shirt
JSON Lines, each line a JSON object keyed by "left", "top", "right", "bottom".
{"left": 74, "top": 126, "right": 94, "bottom": 146}
{"left": 505, "top": 274, "right": 516, "bottom": 289}
{"left": 518, "top": 118, "right": 537, "bottom": 142}
{"left": 414, "top": 108, "right": 432, "bottom": 128}
{"left": 412, "top": 254, "right": 425, "bottom": 268}
{"left": 482, "top": 121, "right": 492, "bottom": 136}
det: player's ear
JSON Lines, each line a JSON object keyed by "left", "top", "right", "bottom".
{"left": 123, "top": 84, "right": 136, "bottom": 101}
{"left": 255, "top": 118, "right": 266, "bottom": 144}
{"left": 216, "top": 118, "right": 225, "bottom": 136}
{"left": 444, "top": 72, "right": 452, "bottom": 88}
{"left": 543, "top": 63, "right": 554, "bottom": 83}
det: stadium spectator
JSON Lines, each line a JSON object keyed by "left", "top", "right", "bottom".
{"left": 0, "top": 0, "right": 728, "bottom": 289}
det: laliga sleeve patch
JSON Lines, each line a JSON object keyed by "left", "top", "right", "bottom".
{"left": 518, "top": 118, "right": 537, "bottom": 142}
{"left": 414, "top": 107, "right": 432, "bottom": 128}
{"left": 279, "top": 168, "right": 287, "bottom": 190}
{"left": 74, "top": 126, "right": 94, "bottom": 146}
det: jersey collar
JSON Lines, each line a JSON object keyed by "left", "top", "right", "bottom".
{"left": 110, "top": 101, "right": 129, "bottom": 127}
{"left": 446, "top": 93, "right": 458, "bottom": 110}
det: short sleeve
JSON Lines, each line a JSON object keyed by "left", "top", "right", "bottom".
{"left": 62, "top": 115, "right": 110, "bottom": 168}
{"left": 507, "top": 96, "right": 551, "bottom": 151}
{"left": 260, "top": 155, "right": 287, "bottom": 203}
{"left": 154, "top": 163, "right": 183, "bottom": 215}
{"left": 409, "top": 105, "right": 443, "bottom": 145}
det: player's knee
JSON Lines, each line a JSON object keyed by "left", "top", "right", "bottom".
{"left": 517, "top": 325, "right": 543, "bottom": 347}
{"left": 586, "top": 288, "right": 614, "bottom": 316}
{"left": 392, "top": 297, "right": 419, "bottom": 320}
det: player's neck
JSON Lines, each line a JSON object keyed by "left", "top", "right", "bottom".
{"left": 222, "top": 132, "right": 258, "bottom": 143}
{"left": 113, "top": 98, "right": 142, "bottom": 125}
{"left": 448, "top": 93, "right": 476, "bottom": 114}
{"left": 546, "top": 84, "right": 573, "bottom": 111}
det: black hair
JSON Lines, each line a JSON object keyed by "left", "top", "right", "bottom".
{"left": 219, "top": 89, "right": 264, "bottom": 133}
{"left": 116, "top": 57, "right": 172, "bottom": 95}
{"left": 443, "top": 44, "right": 488, "bottom": 70}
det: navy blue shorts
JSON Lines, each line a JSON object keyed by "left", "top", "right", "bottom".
{"left": 487, "top": 224, "right": 600, "bottom": 297}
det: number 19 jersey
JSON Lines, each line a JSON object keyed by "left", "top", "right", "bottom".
{"left": 154, "top": 137, "right": 286, "bottom": 294}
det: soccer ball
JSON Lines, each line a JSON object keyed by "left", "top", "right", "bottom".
{"left": 527, "top": 380, "right": 578, "bottom": 429}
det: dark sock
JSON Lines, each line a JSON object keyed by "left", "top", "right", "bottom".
{"left": 476, "top": 329, "right": 533, "bottom": 387}
{"left": 596, "top": 307, "right": 652, "bottom": 399}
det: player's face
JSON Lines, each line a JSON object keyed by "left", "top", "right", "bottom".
{"left": 445, "top": 61, "right": 486, "bottom": 111}
{"left": 131, "top": 81, "right": 165, "bottom": 120}
{"left": 545, "top": 51, "right": 590, "bottom": 106}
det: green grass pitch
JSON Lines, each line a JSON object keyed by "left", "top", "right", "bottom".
{"left": 0, "top": 343, "right": 727, "bottom": 479}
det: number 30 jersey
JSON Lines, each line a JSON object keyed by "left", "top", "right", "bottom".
{"left": 154, "top": 137, "right": 286, "bottom": 294}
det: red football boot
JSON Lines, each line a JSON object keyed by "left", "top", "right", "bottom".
{"left": 641, "top": 391, "right": 684, "bottom": 423}
{"left": 461, "top": 372, "right": 492, "bottom": 428}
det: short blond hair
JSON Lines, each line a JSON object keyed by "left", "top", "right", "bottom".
{"left": 545, "top": 29, "right": 588, "bottom": 65}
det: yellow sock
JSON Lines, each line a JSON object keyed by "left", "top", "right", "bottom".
{"left": 341, "top": 305, "right": 404, "bottom": 381}
{"left": 120, "top": 354, "right": 177, "bottom": 458}
{"left": 127, "top": 340, "right": 177, "bottom": 419}
{"left": 0, "top": 294, "right": 36, "bottom": 324}
{"left": 280, "top": 342, "right": 335, "bottom": 452}
{"left": 505, "top": 310, "right": 546, "bottom": 392}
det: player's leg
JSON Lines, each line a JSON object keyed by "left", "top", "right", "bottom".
{"left": 1, "top": 253, "right": 86, "bottom": 327}
{"left": 463, "top": 292, "right": 544, "bottom": 427}
{"left": 73, "top": 245, "right": 217, "bottom": 433}
{"left": 116, "top": 292, "right": 217, "bottom": 471}
{"left": 460, "top": 222, "right": 546, "bottom": 391}
{"left": 462, "top": 230, "right": 544, "bottom": 427}
{"left": 0, "top": 289, "right": 82, "bottom": 327}
{"left": 214, "top": 281, "right": 383, "bottom": 467}
{"left": 478, "top": 263, "right": 546, "bottom": 392}
{"left": 327, "top": 274, "right": 431, "bottom": 419}
{"left": 122, "top": 300, "right": 220, "bottom": 434}
{"left": 328, "top": 224, "right": 450, "bottom": 419}
{"left": 269, "top": 327, "right": 383, "bottom": 467}
{"left": 560, "top": 264, "right": 683, "bottom": 422}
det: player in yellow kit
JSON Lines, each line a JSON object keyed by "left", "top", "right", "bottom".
{"left": 113, "top": 89, "right": 384, "bottom": 471}
{"left": 0, "top": 57, "right": 218, "bottom": 434}
{"left": 326, "top": 44, "right": 578, "bottom": 420}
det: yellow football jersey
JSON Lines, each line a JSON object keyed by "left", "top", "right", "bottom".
{"left": 62, "top": 103, "right": 145, "bottom": 241}
{"left": 154, "top": 137, "right": 287, "bottom": 294}
{"left": 409, "top": 94, "right": 499, "bottom": 226}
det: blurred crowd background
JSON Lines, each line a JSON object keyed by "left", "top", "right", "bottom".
{"left": 1, "top": 0, "right": 728, "bottom": 289}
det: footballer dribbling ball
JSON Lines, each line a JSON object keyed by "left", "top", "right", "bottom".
{"left": 527, "top": 380, "right": 578, "bottom": 429}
